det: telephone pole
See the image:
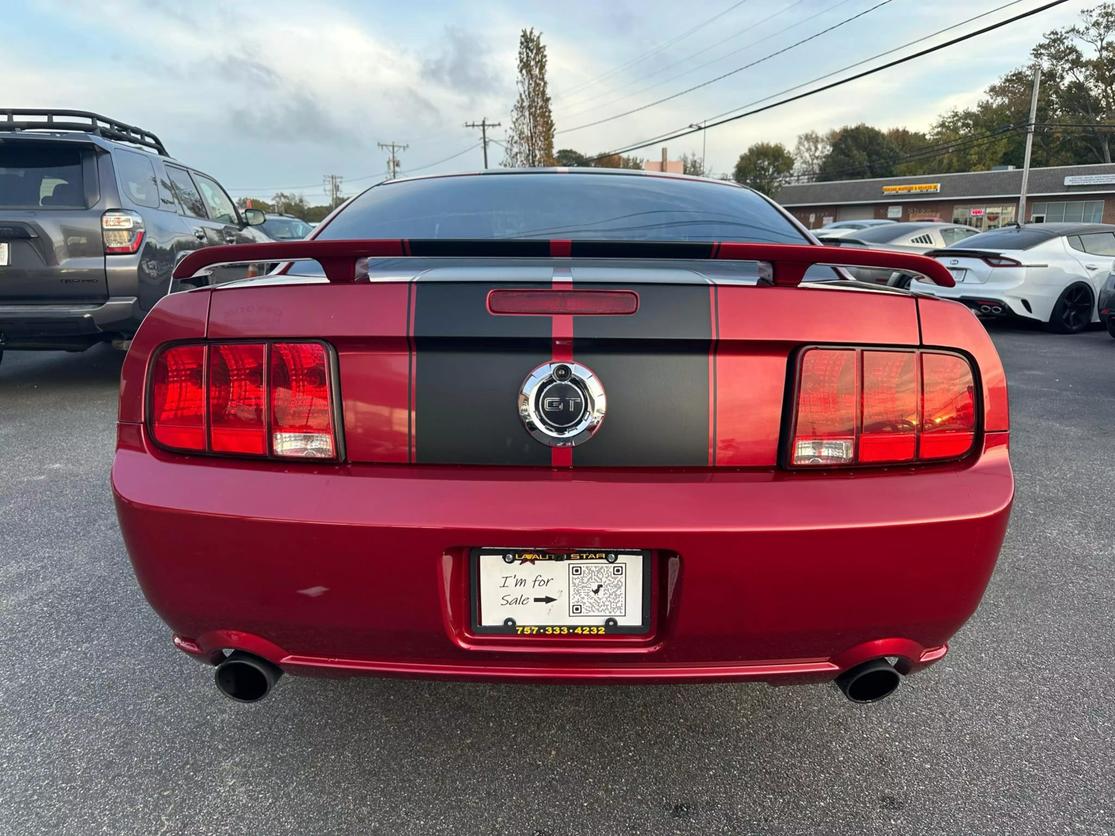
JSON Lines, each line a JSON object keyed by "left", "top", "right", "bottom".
{"left": 1017, "top": 65, "right": 1042, "bottom": 226}
{"left": 464, "top": 118, "right": 501, "bottom": 169}
{"left": 322, "top": 174, "right": 343, "bottom": 209}
{"left": 378, "top": 141, "right": 408, "bottom": 180}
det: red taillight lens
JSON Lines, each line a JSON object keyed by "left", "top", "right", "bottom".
{"left": 859, "top": 351, "right": 917, "bottom": 464}
{"left": 790, "top": 347, "right": 977, "bottom": 468}
{"left": 919, "top": 352, "right": 976, "bottom": 460}
{"left": 270, "top": 343, "right": 336, "bottom": 458}
{"left": 148, "top": 341, "right": 337, "bottom": 460}
{"left": 208, "top": 343, "right": 267, "bottom": 455}
{"left": 791, "top": 349, "right": 857, "bottom": 466}
{"left": 151, "top": 344, "right": 205, "bottom": 451}
{"left": 982, "top": 255, "right": 1022, "bottom": 268}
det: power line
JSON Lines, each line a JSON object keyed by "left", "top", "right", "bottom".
{"left": 322, "top": 174, "right": 343, "bottom": 209}
{"left": 464, "top": 119, "right": 502, "bottom": 168}
{"left": 560, "top": 0, "right": 895, "bottom": 135}
{"left": 551, "top": 0, "right": 752, "bottom": 103}
{"left": 556, "top": 0, "right": 848, "bottom": 120}
{"left": 589, "top": 0, "right": 1071, "bottom": 162}
{"left": 405, "top": 142, "right": 484, "bottom": 173}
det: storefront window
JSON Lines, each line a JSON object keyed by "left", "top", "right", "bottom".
{"left": 1029, "top": 200, "right": 1103, "bottom": 223}
{"left": 951, "top": 204, "right": 1016, "bottom": 231}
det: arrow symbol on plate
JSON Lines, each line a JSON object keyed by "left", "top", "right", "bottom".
{"left": 533, "top": 595, "right": 557, "bottom": 604}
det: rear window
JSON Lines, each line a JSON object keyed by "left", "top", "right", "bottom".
{"left": 320, "top": 173, "right": 810, "bottom": 244}
{"left": 0, "top": 142, "right": 91, "bottom": 208}
{"left": 950, "top": 228, "right": 1054, "bottom": 251}
{"left": 260, "top": 217, "right": 313, "bottom": 240}
{"left": 849, "top": 223, "right": 927, "bottom": 243}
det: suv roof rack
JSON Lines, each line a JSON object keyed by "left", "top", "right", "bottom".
{"left": 0, "top": 109, "right": 169, "bottom": 156}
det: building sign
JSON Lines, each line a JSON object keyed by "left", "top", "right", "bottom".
{"left": 881, "top": 183, "right": 941, "bottom": 195}
{"left": 970, "top": 208, "right": 985, "bottom": 217}
{"left": 886, "top": 205, "right": 903, "bottom": 219}
{"left": 1063, "top": 173, "right": 1115, "bottom": 187}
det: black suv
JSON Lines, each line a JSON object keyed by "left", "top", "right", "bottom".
{"left": 0, "top": 109, "right": 269, "bottom": 361}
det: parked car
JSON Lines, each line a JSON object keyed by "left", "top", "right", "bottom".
{"left": 1099, "top": 272, "right": 1115, "bottom": 338}
{"left": 0, "top": 108, "right": 270, "bottom": 363}
{"left": 257, "top": 212, "right": 314, "bottom": 241}
{"left": 916, "top": 223, "right": 1115, "bottom": 333}
{"left": 817, "top": 222, "right": 981, "bottom": 286}
{"left": 813, "top": 218, "right": 896, "bottom": 239}
{"left": 112, "top": 169, "right": 1012, "bottom": 704}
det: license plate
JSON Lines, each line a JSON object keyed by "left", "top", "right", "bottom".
{"left": 472, "top": 548, "right": 651, "bottom": 636}
{"left": 0, "top": 242, "right": 8, "bottom": 267}
{"left": 949, "top": 268, "right": 966, "bottom": 283}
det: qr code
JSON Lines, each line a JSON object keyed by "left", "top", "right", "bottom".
{"left": 568, "top": 563, "right": 626, "bottom": 617}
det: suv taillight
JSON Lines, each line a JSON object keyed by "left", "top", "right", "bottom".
{"left": 150, "top": 341, "right": 338, "bottom": 460}
{"left": 789, "top": 347, "right": 976, "bottom": 468}
{"left": 102, "top": 209, "right": 145, "bottom": 254}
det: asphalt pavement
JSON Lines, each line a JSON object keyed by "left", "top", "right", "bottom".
{"left": 0, "top": 324, "right": 1112, "bottom": 836}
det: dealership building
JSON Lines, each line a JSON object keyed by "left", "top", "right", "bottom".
{"left": 775, "top": 163, "right": 1115, "bottom": 232}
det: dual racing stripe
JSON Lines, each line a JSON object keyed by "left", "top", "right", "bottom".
{"left": 408, "top": 241, "right": 717, "bottom": 467}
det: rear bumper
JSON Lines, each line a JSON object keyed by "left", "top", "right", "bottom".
{"left": 0, "top": 296, "right": 140, "bottom": 348}
{"left": 112, "top": 427, "right": 1013, "bottom": 685}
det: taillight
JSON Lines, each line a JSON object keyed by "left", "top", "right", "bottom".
{"left": 149, "top": 341, "right": 338, "bottom": 460}
{"left": 982, "top": 255, "right": 1021, "bottom": 268}
{"left": 102, "top": 209, "right": 145, "bottom": 254}
{"left": 790, "top": 347, "right": 976, "bottom": 468}
{"left": 270, "top": 343, "right": 335, "bottom": 458}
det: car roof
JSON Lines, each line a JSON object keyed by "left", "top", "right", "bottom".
{"left": 382, "top": 166, "right": 750, "bottom": 191}
{"left": 1020, "top": 222, "right": 1115, "bottom": 237}
{"left": 0, "top": 130, "right": 187, "bottom": 165}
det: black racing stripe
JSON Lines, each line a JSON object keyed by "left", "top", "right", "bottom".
{"left": 573, "top": 283, "right": 712, "bottom": 467}
{"left": 569, "top": 241, "right": 715, "bottom": 260}
{"left": 414, "top": 282, "right": 551, "bottom": 465}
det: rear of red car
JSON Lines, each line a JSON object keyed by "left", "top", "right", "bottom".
{"left": 112, "top": 171, "right": 1012, "bottom": 702}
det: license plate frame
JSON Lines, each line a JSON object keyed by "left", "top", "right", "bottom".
{"left": 0, "top": 242, "right": 8, "bottom": 267}
{"left": 948, "top": 267, "right": 966, "bottom": 283}
{"left": 470, "top": 548, "right": 653, "bottom": 636}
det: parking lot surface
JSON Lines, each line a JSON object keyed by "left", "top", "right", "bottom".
{"left": 0, "top": 325, "right": 1111, "bottom": 836}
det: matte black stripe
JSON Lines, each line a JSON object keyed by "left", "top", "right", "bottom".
{"left": 573, "top": 283, "right": 712, "bottom": 467}
{"left": 414, "top": 282, "right": 550, "bottom": 465}
{"left": 407, "top": 239, "right": 552, "bottom": 258}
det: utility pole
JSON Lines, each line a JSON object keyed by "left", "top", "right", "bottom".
{"left": 689, "top": 123, "right": 707, "bottom": 175}
{"left": 378, "top": 141, "right": 408, "bottom": 180}
{"left": 465, "top": 118, "right": 502, "bottom": 169}
{"left": 322, "top": 174, "right": 343, "bottom": 209}
{"left": 1017, "top": 65, "right": 1042, "bottom": 226}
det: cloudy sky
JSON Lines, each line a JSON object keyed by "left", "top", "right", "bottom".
{"left": 4, "top": 0, "right": 1090, "bottom": 204}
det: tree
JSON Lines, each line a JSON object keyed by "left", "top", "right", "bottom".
{"left": 792, "top": 130, "right": 831, "bottom": 182}
{"left": 271, "top": 192, "right": 309, "bottom": 217}
{"left": 818, "top": 125, "right": 900, "bottom": 181}
{"left": 1033, "top": 3, "right": 1115, "bottom": 163}
{"left": 554, "top": 148, "right": 590, "bottom": 167}
{"left": 732, "top": 142, "right": 795, "bottom": 195}
{"left": 503, "top": 28, "right": 556, "bottom": 167}
{"left": 592, "top": 153, "right": 645, "bottom": 169}
{"left": 235, "top": 196, "right": 274, "bottom": 212}
{"left": 680, "top": 151, "right": 707, "bottom": 177}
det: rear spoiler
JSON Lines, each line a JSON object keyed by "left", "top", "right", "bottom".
{"left": 173, "top": 239, "right": 955, "bottom": 288}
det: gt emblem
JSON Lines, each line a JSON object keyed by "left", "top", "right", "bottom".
{"left": 518, "top": 362, "right": 606, "bottom": 447}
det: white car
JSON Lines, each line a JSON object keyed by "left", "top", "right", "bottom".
{"left": 813, "top": 219, "right": 896, "bottom": 239}
{"left": 916, "top": 223, "right": 1115, "bottom": 333}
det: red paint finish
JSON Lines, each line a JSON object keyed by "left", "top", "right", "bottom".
{"left": 113, "top": 430, "right": 1012, "bottom": 682}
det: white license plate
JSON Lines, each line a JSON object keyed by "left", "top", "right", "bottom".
{"left": 0, "top": 242, "right": 8, "bottom": 267}
{"left": 473, "top": 548, "right": 650, "bottom": 635}
{"left": 949, "top": 268, "right": 966, "bottom": 283}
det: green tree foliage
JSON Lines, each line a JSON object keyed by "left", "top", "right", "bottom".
{"left": 592, "top": 153, "right": 645, "bottom": 169}
{"left": 554, "top": 148, "right": 590, "bottom": 166}
{"left": 818, "top": 125, "right": 899, "bottom": 181}
{"left": 503, "top": 28, "right": 556, "bottom": 167}
{"left": 732, "top": 142, "right": 795, "bottom": 194}
{"left": 792, "top": 130, "right": 830, "bottom": 182}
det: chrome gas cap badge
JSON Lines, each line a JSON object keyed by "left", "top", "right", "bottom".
{"left": 519, "top": 362, "right": 606, "bottom": 447}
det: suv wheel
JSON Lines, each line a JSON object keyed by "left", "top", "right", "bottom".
{"left": 1047, "top": 283, "right": 1093, "bottom": 334}
{"left": 1106, "top": 317, "right": 1115, "bottom": 339}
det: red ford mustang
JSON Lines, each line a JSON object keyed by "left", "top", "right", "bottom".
{"left": 111, "top": 169, "right": 1013, "bottom": 703}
